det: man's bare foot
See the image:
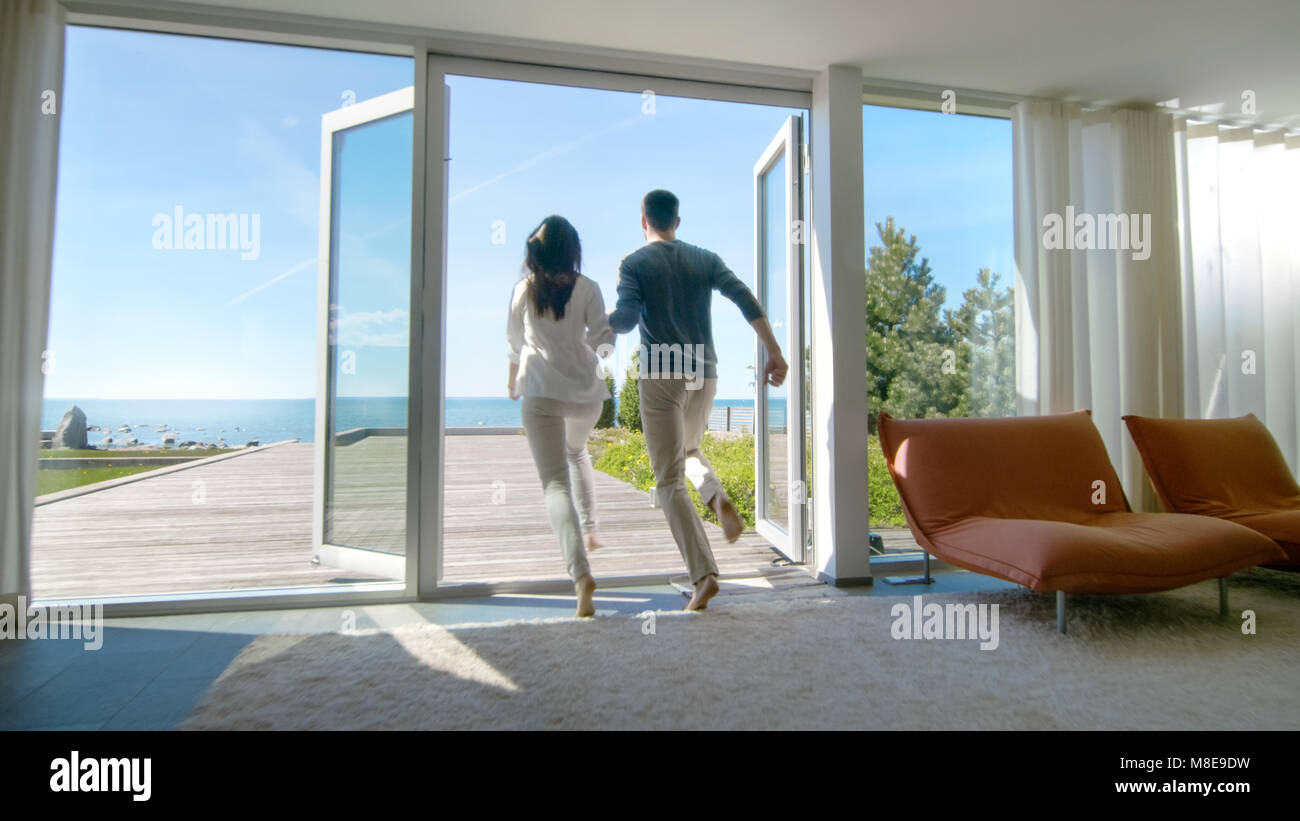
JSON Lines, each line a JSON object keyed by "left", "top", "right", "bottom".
{"left": 584, "top": 531, "right": 603, "bottom": 552}
{"left": 712, "top": 496, "right": 743, "bottom": 543}
{"left": 575, "top": 573, "right": 597, "bottom": 618}
{"left": 684, "top": 574, "right": 719, "bottom": 611}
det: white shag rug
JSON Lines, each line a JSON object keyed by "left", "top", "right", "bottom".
{"left": 183, "top": 569, "right": 1300, "bottom": 730}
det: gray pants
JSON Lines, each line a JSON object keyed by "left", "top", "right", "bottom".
{"left": 520, "top": 395, "right": 603, "bottom": 581}
{"left": 638, "top": 376, "right": 724, "bottom": 584}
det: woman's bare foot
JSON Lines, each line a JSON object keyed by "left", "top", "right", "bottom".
{"left": 684, "top": 574, "right": 719, "bottom": 611}
{"left": 711, "top": 496, "right": 744, "bottom": 543}
{"left": 575, "top": 573, "right": 597, "bottom": 618}
{"left": 584, "top": 531, "right": 603, "bottom": 552}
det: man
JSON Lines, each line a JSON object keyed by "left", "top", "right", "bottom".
{"left": 609, "top": 189, "right": 789, "bottom": 611}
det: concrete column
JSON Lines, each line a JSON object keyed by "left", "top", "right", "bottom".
{"left": 809, "top": 64, "right": 871, "bottom": 585}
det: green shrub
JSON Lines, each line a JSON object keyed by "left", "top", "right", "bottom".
{"left": 868, "top": 434, "right": 907, "bottom": 527}
{"left": 591, "top": 429, "right": 654, "bottom": 491}
{"left": 696, "top": 432, "right": 755, "bottom": 528}
{"left": 591, "top": 428, "right": 903, "bottom": 532}
{"left": 596, "top": 370, "right": 617, "bottom": 429}
{"left": 591, "top": 428, "right": 756, "bottom": 529}
{"left": 617, "top": 352, "right": 641, "bottom": 431}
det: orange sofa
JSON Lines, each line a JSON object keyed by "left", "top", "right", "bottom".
{"left": 877, "top": 410, "right": 1284, "bottom": 631}
{"left": 1124, "top": 413, "right": 1300, "bottom": 570}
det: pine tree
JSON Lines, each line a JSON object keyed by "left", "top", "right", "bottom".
{"left": 617, "top": 351, "right": 642, "bottom": 431}
{"left": 951, "top": 268, "right": 1016, "bottom": 417}
{"left": 596, "top": 370, "right": 617, "bottom": 429}
{"left": 865, "top": 218, "right": 969, "bottom": 430}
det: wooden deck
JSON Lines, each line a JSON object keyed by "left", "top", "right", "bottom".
{"left": 30, "top": 435, "right": 790, "bottom": 599}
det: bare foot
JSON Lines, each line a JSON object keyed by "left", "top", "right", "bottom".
{"left": 575, "top": 573, "right": 597, "bottom": 618}
{"left": 712, "top": 496, "right": 743, "bottom": 543}
{"left": 684, "top": 574, "right": 719, "bottom": 611}
{"left": 584, "top": 531, "right": 603, "bottom": 552}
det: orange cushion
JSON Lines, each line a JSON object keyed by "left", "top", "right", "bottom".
{"left": 1123, "top": 414, "right": 1300, "bottom": 518}
{"left": 877, "top": 410, "right": 1129, "bottom": 535}
{"left": 927, "top": 513, "right": 1283, "bottom": 593}
{"left": 1220, "top": 511, "right": 1300, "bottom": 565}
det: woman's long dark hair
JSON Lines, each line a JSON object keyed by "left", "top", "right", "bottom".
{"left": 523, "top": 215, "right": 582, "bottom": 320}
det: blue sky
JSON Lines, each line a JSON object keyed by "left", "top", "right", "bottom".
{"left": 46, "top": 27, "right": 1012, "bottom": 403}
{"left": 863, "top": 105, "right": 1014, "bottom": 307}
{"left": 48, "top": 28, "right": 412, "bottom": 401}
{"left": 444, "top": 74, "right": 805, "bottom": 399}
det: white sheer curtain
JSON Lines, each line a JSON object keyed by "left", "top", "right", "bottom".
{"left": 1177, "top": 122, "right": 1300, "bottom": 473}
{"left": 1013, "top": 102, "right": 1182, "bottom": 510}
{"left": 0, "top": 0, "right": 65, "bottom": 605}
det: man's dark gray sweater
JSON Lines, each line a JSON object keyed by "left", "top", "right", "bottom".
{"left": 608, "top": 239, "right": 764, "bottom": 379}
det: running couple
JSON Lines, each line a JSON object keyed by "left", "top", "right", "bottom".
{"left": 506, "top": 189, "right": 789, "bottom": 618}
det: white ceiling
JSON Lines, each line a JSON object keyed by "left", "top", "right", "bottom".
{"left": 200, "top": 0, "right": 1300, "bottom": 123}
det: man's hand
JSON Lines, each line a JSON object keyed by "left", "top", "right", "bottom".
{"left": 749, "top": 317, "right": 789, "bottom": 387}
{"left": 763, "top": 350, "right": 789, "bottom": 387}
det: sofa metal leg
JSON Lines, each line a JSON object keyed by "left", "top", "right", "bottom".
{"left": 880, "top": 551, "right": 936, "bottom": 586}
{"left": 1219, "top": 577, "right": 1229, "bottom": 617}
{"left": 1056, "top": 590, "right": 1067, "bottom": 634}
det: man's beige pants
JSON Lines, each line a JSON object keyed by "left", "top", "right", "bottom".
{"left": 638, "top": 376, "right": 725, "bottom": 583}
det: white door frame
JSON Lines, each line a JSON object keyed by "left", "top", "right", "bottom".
{"left": 424, "top": 56, "right": 812, "bottom": 591}
{"left": 752, "top": 115, "right": 807, "bottom": 562}
{"left": 313, "top": 86, "right": 417, "bottom": 585}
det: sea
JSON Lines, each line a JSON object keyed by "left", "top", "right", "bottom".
{"left": 41, "top": 397, "right": 766, "bottom": 446}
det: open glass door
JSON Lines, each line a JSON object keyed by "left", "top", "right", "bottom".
{"left": 753, "top": 115, "right": 806, "bottom": 562}
{"left": 312, "top": 88, "right": 414, "bottom": 582}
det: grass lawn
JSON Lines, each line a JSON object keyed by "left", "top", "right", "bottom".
{"left": 41, "top": 447, "right": 236, "bottom": 459}
{"left": 36, "top": 447, "right": 244, "bottom": 496}
{"left": 37, "top": 465, "right": 166, "bottom": 496}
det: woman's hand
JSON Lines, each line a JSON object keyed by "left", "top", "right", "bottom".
{"left": 507, "top": 362, "right": 521, "bottom": 400}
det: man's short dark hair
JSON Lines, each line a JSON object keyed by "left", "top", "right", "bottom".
{"left": 642, "top": 189, "right": 679, "bottom": 232}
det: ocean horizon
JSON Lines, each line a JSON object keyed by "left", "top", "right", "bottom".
{"left": 42, "top": 396, "right": 769, "bottom": 446}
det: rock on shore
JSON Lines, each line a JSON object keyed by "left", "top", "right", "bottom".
{"left": 53, "top": 406, "right": 88, "bottom": 449}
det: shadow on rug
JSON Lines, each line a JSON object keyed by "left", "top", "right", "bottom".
{"left": 182, "top": 568, "right": 1300, "bottom": 730}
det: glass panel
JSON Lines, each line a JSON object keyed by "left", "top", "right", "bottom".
{"left": 33, "top": 26, "right": 410, "bottom": 598}
{"left": 324, "top": 112, "right": 413, "bottom": 556}
{"left": 762, "top": 155, "right": 789, "bottom": 529}
{"left": 862, "top": 103, "right": 1014, "bottom": 560}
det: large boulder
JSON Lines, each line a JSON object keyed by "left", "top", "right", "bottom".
{"left": 53, "top": 405, "right": 88, "bottom": 449}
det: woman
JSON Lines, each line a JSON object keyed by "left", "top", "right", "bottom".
{"left": 507, "top": 215, "right": 614, "bottom": 618}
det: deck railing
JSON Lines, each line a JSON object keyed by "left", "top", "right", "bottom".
{"left": 707, "top": 406, "right": 755, "bottom": 433}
